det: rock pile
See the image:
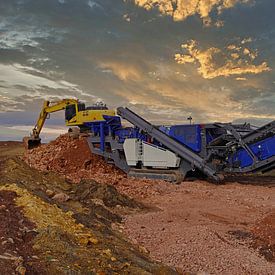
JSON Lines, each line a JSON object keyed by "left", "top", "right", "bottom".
{"left": 24, "top": 134, "right": 125, "bottom": 185}
{"left": 24, "top": 134, "right": 169, "bottom": 199}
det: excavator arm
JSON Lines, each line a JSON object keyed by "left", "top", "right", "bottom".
{"left": 24, "top": 99, "right": 79, "bottom": 149}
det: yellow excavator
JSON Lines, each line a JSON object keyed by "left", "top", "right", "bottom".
{"left": 24, "top": 99, "right": 115, "bottom": 149}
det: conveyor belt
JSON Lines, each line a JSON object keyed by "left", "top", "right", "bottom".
{"left": 117, "top": 107, "right": 223, "bottom": 182}
{"left": 242, "top": 121, "right": 275, "bottom": 144}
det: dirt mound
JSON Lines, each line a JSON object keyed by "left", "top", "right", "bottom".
{"left": 252, "top": 211, "right": 275, "bottom": 261}
{"left": 73, "top": 179, "right": 142, "bottom": 208}
{"left": 0, "top": 149, "right": 177, "bottom": 274}
{"left": 24, "top": 134, "right": 169, "bottom": 200}
{"left": 24, "top": 134, "right": 125, "bottom": 184}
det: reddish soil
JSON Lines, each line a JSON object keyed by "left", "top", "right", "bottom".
{"left": 123, "top": 181, "right": 275, "bottom": 274}
{"left": 0, "top": 141, "right": 23, "bottom": 148}
{"left": 24, "top": 134, "right": 168, "bottom": 197}
{"left": 252, "top": 211, "right": 275, "bottom": 262}
{"left": 0, "top": 190, "right": 45, "bottom": 274}
{"left": 24, "top": 134, "right": 124, "bottom": 185}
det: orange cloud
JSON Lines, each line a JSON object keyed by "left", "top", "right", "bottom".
{"left": 235, "top": 77, "right": 247, "bottom": 81}
{"left": 132, "top": 0, "right": 251, "bottom": 26}
{"left": 175, "top": 40, "right": 271, "bottom": 79}
{"left": 99, "top": 61, "right": 142, "bottom": 81}
{"left": 114, "top": 80, "right": 275, "bottom": 122}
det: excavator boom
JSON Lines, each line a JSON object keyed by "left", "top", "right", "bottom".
{"left": 24, "top": 99, "right": 79, "bottom": 149}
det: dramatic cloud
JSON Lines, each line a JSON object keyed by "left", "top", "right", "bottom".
{"left": 0, "top": 17, "right": 65, "bottom": 50}
{"left": 0, "top": 0, "right": 274, "bottom": 142}
{"left": 175, "top": 40, "right": 271, "bottom": 79}
{"left": 0, "top": 95, "right": 25, "bottom": 113}
{"left": 132, "top": 0, "right": 251, "bottom": 26}
{"left": 114, "top": 78, "right": 275, "bottom": 123}
{"left": 0, "top": 63, "right": 83, "bottom": 93}
{"left": 97, "top": 56, "right": 270, "bottom": 123}
{"left": 0, "top": 63, "right": 98, "bottom": 113}
{"left": 87, "top": 0, "right": 103, "bottom": 10}
{"left": 99, "top": 61, "right": 143, "bottom": 81}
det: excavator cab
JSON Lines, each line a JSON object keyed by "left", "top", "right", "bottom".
{"left": 65, "top": 104, "right": 77, "bottom": 121}
{"left": 65, "top": 102, "right": 107, "bottom": 122}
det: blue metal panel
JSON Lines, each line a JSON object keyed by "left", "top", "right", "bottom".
{"left": 160, "top": 125, "right": 202, "bottom": 152}
{"left": 85, "top": 116, "right": 148, "bottom": 152}
{"left": 85, "top": 116, "right": 122, "bottom": 136}
{"left": 86, "top": 116, "right": 203, "bottom": 153}
{"left": 114, "top": 127, "right": 147, "bottom": 143}
{"left": 206, "top": 131, "right": 215, "bottom": 144}
{"left": 230, "top": 135, "right": 275, "bottom": 168}
{"left": 100, "top": 122, "right": 105, "bottom": 152}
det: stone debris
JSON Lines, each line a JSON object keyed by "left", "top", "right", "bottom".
{"left": 45, "top": 189, "right": 55, "bottom": 197}
{"left": 24, "top": 134, "right": 124, "bottom": 185}
{"left": 24, "top": 134, "right": 168, "bottom": 199}
{"left": 123, "top": 181, "right": 275, "bottom": 274}
{"left": 52, "top": 192, "right": 70, "bottom": 202}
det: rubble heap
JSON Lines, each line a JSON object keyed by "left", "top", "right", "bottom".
{"left": 24, "top": 134, "right": 125, "bottom": 185}
{"left": 24, "top": 134, "right": 168, "bottom": 199}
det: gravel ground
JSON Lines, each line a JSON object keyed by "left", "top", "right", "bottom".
{"left": 123, "top": 180, "right": 275, "bottom": 274}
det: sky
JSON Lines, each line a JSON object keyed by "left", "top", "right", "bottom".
{"left": 0, "top": 0, "right": 274, "bottom": 141}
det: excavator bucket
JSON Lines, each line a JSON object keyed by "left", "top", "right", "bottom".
{"left": 23, "top": 136, "right": 41, "bottom": 150}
